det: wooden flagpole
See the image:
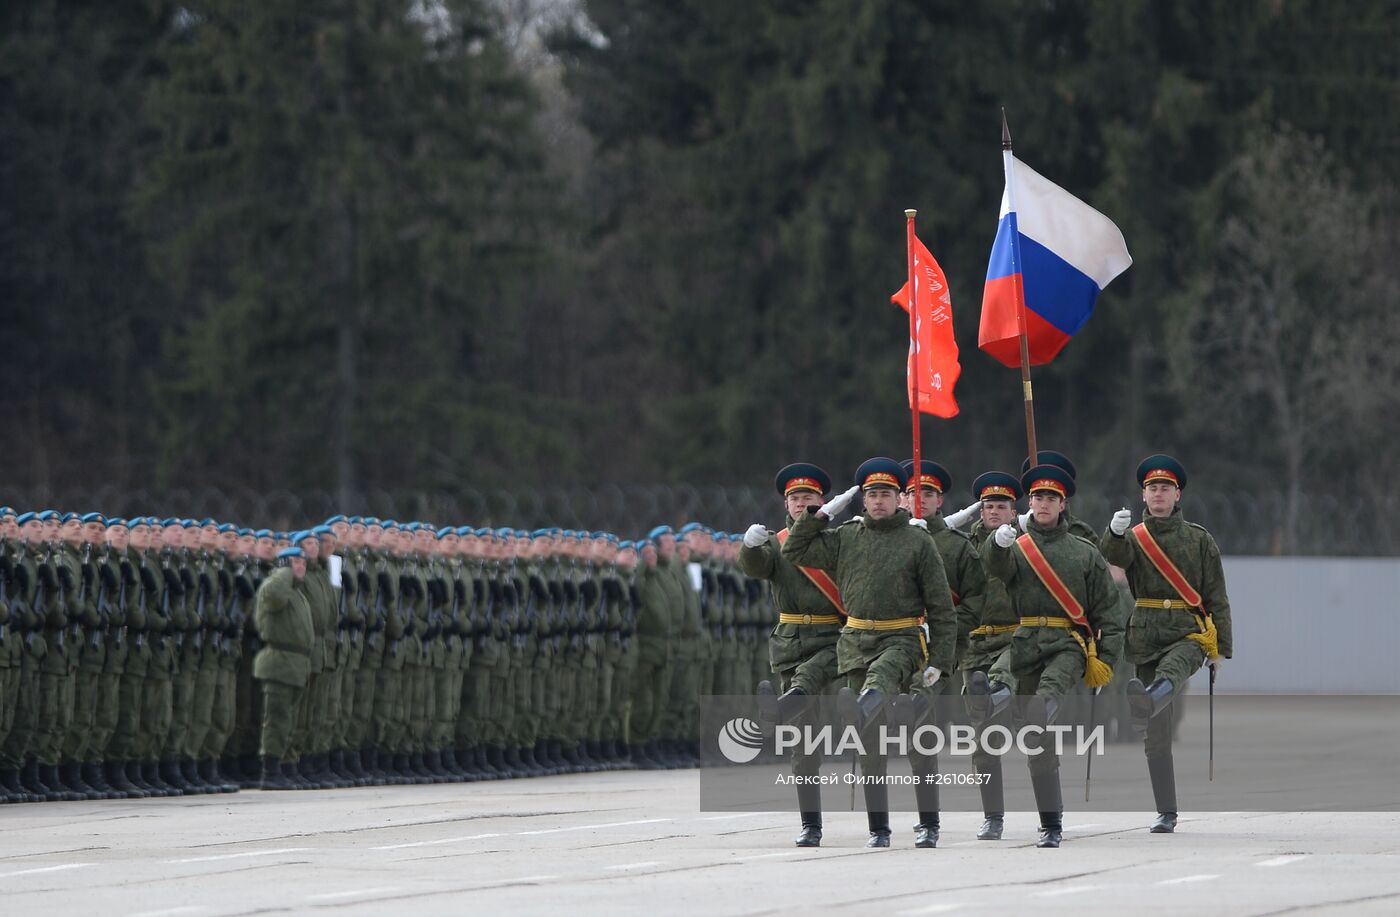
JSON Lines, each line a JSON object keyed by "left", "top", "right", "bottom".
{"left": 1001, "top": 110, "right": 1039, "bottom": 469}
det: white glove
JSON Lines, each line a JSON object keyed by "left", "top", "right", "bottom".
{"left": 1110, "top": 507, "right": 1132, "bottom": 536}
{"left": 921, "top": 666, "right": 942, "bottom": 687}
{"left": 944, "top": 501, "right": 981, "bottom": 529}
{"left": 994, "top": 524, "right": 1017, "bottom": 548}
{"left": 1017, "top": 510, "right": 1032, "bottom": 530}
{"left": 819, "top": 485, "right": 860, "bottom": 520}
{"left": 742, "top": 524, "right": 769, "bottom": 548}
{"left": 908, "top": 517, "right": 928, "bottom": 530}
{"left": 1209, "top": 656, "right": 1225, "bottom": 673}
{"left": 850, "top": 516, "right": 863, "bottom": 524}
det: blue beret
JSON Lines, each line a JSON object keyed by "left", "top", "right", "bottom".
{"left": 276, "top": 547, "right": 304, "bottom": 560}
{"left": 325, "top": 515, "right": 347, "bottom": 526}
{"left": 1022, "top": 464, "right": 1077, "bottom": 499}
{"left": 972, "top": 471, "right": 1022, "bottom": 502}
{"left": 179, "top": 519, "right": 197, "bottom": 529}
{"left": 617, "top": 541, "right": 635, "bottom": 551}
{"left": 80, "top": 512, "right": 106, "bottom": 524}
{"left": 1136, "top": 454, "right": 1187, "bottom": 489}
{"left": 455, "top": 526, "right": 472, "bottom": 537}
{"left": 217, "top": 523, "right": 235, "bottom": 533}
{"left": 254, "top": 529, "right": 273, "bottom": 539}
{"left": 363, "top": 517, "right": 381, "bottom": 526}
{"left": 236, "top": 527, "right": 252, "bottom": 536}
{"left": 854, "top": 457, "right": 908, "bottom": 491}
{"left": 0, "top": 506, "right": 13, "bottom": 516}
{"left": 1020, "top": 450, "right": 1077, "bottom": 480}
{"left": 436, "top": 527, "right": 454, "bottom": 539}
{"left": 645, "top": 525, "right": 673, "bottom": 542}
{"left": 161, "top": 517, "right": 179, "bottom": 527}
{"left": 61, "top": 512, "right": 77, "bottom": 522}
{"left": 901, "top": 459, "right": 952, "bottom": 495}
{"left": 107, "top": 518, "right": 128, "bottom": 528}
{"left": 37, "top": 510, "right": 58, "bottom": 521}
{"left": 17, "top": 512, "right": 37, "bottom": 525}
{"left": 678, "top": 522, "right": 704, "bottom": 536}
{"left": 531, "top": 528, "right": 551, "bottom": 538}
{"left": 310, "top": 524, "right": 333, "bottom": 537}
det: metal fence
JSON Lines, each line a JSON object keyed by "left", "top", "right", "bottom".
{"left": 1, "top": 482, "right": 1393, "bottom": 556}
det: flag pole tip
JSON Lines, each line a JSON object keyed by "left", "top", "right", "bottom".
{"left": 904, "top": 208, "right": 917, "bottom": 218}
{"left": 1001, "top": 109, "right": 1012, "bottom": 149}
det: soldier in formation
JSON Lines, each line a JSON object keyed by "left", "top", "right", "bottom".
{"left": 0, "top": 506, "right": 775, "bottom": 801}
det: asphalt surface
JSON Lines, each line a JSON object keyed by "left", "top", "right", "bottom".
{"left": 4, "top": 768, "right": 1400, "bottom": 916}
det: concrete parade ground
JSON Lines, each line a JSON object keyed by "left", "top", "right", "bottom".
{"left": 3, "top": 768, "right": 1399, "bottom": 917}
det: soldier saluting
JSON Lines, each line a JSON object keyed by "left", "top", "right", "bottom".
{"left": 970, "top": 462, "right": 1123, "bottom": 848}
{"left": 1099, "top": 454, "right": 1233, "bottom": 834}
{"left": 781, "top": 457, "right": 957, "bottom": 849}
{"left": 742, "top": 463, "right": 846, "bottom": 848}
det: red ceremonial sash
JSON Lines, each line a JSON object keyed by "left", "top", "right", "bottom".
{"left": 776, "top": 528, "right": 847, "bottom": 617}
{"left": 1014, "top": 533, "right": 1091, "bottom": 632}
{"left": 1130, "top": 523, "right": 1205, "bottom": 611}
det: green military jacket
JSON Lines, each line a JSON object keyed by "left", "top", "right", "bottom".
{"left": 782, "top": 507, "right": 959, "bottom": 675}
{"left": 923, "top": 513, "right": 988, "bottom": 656}
{"left": 253, "top": 567, "right": 314, "bottom": 687}
{"left": 1099, "top": 507, "right": 1233, "bottom": 663}
{"left": 740, "top": 518, "right": 843, "bottom": 673}
{"left": 634, "top": 555, "right": 682, "bottom": 667}
{"left": 981, "top": 513, "right": 1124, "bottom": 667}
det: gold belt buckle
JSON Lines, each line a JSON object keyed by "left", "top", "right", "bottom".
{"left": 801, "top": 613, "right": 812, "bottom": 625}
{"left": 1162, "top": 599, "right": 1173, "bottom": 609}
{"left": 1036, "top": 615, "right": 1048, "bottom": 627}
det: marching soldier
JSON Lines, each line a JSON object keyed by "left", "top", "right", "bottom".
{"left": 898, "top": 459, "right": 987, "bottom": 848}
{"left": 1099, "top": 454, "right": 1233, "bottom": 833}
{"left": 742, "top": 463, "right": 846, "bottom": 848}
{"left": 970, "top": 463, "right": 1123, "bottom": 847}
{"left": 781, "top": 457, "right": 957, "bottom": 848}
{"left": 957, "top": 471, "right": 1025, "bottom": 840}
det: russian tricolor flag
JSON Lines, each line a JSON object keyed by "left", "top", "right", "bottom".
{"left": 979, "top": 156, "right": 1132, "bottom": 366}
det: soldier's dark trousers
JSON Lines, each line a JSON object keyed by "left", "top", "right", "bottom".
{"left": 259, "top": 680, "right": 307, "bottom": 763}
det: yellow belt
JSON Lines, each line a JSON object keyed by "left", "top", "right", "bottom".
{"left": 970, "top": 624, "right": 1018, "bottom": 637}
{"left": 845, "top": 616, "right": 923, "bottom": 631}
{"left": 845, "top": 615, "right": 927, "bottom": 665}
{"left": 1018, "top": 616, "right": 1072, "bottom": 629}
{"left": 778, "top": 612, "right": 843, "bottom": 626}
{"left": 1135, "top": 598, "right": 1197, "bottom": 611}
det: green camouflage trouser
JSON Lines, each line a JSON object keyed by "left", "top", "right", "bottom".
{"left": 142, "top": 660, "right": 174, "bottom": 762}
{"left": 110, "top": 645, "right": 148, "bottom": 763}
{"left": 186, "top": 653, "right": 220, "bottom": 760}
{"left": 259, "top": 679, "right": 305, "bottom": 761}
{"left": 1136, "top": 642, "right": 1205, "bottom": 759}
{"left": 64, "top": 666, "right": 103, "bottom": 763}
{"left": 0, "top": 650, "right": 40, "bottom": 769}
{"left": 628, "top": 658, "right": 668, "bottom": 744}
{"left": 348, "top": 648, "right": 379, "bottom": 752}
{"left": 202, "top": 663, "right": 238, "bottom": 760}
{"left": 165, "top": 646, "right": 200, "bottom": 760}
{"left": 37, "top": 668, "right": 76, "bottom": 766}
{"left": 372, "top": 664, "right": 406, "bottom": 752}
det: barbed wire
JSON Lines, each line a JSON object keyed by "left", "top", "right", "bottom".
{"left": 0, "top": 483, "right": 1392, "bottom": 556}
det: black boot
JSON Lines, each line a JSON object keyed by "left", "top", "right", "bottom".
{"left": 84, "top": 762, "right": 119, "bottom": 799}
{"left": 361, "top": 749, "right": 387, "bottom": 786}
{"left": 65, "top": 762, "right": 101, "bottom": 800}
{"left": 25, "top": 761, "right": 61, "bottom": 801}
{"left": 45, "top": 764, "right": 82, "bottom": 801}
{"left": 260, "top": 756, "right": 293, "bottom": 790}
{"left": 912, "top": 756, "right": 940, "bottom": 848}
{"left": 159, "top": 759, "right": 191, "bottom": 794}
{"left": 795, "top": 782, "right": 822, "bottom": 847}
{"left": 282, "top": 757, "right": 310, "bottom": 789}
{"left": 865, "top": 811, "right": 892, "bottom": 848}
{"left": 202, "top": 759, "right": 240, "bottom": 793}
{"left": 1128, "top": 678, "right": 1176, "bottom": 735}
{"left": 140, "top": 761, "right": 170, "bottom": 796}
{"left": 105, "top": 761, "right": 141, "bottom": 798}
{"left": 890, "top": 692, "right": 931, "bottom": 729}
{"left": 182, "top": 757, "right": 214, "bottom": 794}
{"left": 1148, "top": 754, "right": 1178, "bottom": 833}
{"left": 1032, "top": 770, "right": 1064, "bottom": 848}
{"left": 126, "top": 761, "right": 157, "bottom": 796}
{"left": 966, "top": 671, "right": 1012, "bottom": 725}
{"left": 0, "top": 767, "right": 29, "bottom": 803}
{"left": 977, "top": 754, "right": 1005, "bottom": 839}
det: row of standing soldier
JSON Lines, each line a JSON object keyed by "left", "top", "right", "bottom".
{"left": 0, "top": 511, "right": 780, "bottom": 801}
